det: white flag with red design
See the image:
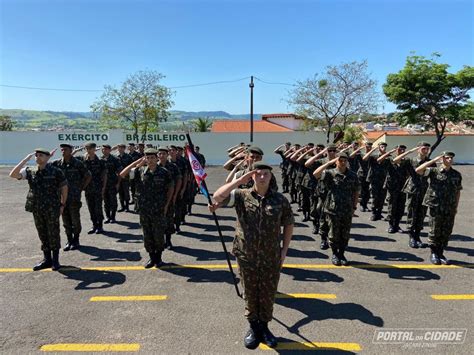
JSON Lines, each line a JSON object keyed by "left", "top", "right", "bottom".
{"left": 186, "top": 146, "right": 207, "bottom": 184}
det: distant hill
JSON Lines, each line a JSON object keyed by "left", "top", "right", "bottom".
{"left": 0, "top": 108, "right": 262, "bottom": 130}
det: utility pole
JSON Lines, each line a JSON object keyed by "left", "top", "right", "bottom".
{"left": 249, "top": 76, "right": 254, "bottom": 143}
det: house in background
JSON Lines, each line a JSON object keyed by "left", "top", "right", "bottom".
{"left": 211, "top": 113, "right": 305, "bottom": 132}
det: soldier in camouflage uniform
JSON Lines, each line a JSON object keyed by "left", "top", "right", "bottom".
{"left": 286, "top": 144, "right": 300, "bottom": 203}
{"left": 101, "top": 144, "right": 123, "bottom": 224}
{"left": 52, "top": 143, "right": 91, "bottom": 251}
{"left": 10, "top": 148, "right": 68, "bottom": 271}
{"left": 120, "top": 148, "right": 174, "bottom": 268}
{"left": 211, "top": 162, "right": 294, "bottom": 350}
{"left": 274, "top": 142, "right": 291, "bottom": 193}
{"left": 115, "top": 144, "right": 133, "bottom": 212}
{"left": 393, "top": 141, "right": 434, "bottom": 248}
{"left": 377, "top": 145, "right": 409, "bottom": 233}
{"left": 305, "top": 144, "right": 325, "bottom": 237}
{"left": 229, "top": 146, "right": 264, "bottom": 189}
{"left": 77, "top": 142, "right": 107, "bottom": 234}
{"left": 416, "top": 152, "right": 462, "bottom": 265}
{"left": 169, "top": 145, "right": 189, "bottom": 232}
{"left": 289, "top": 144, "right": 314, "bottom": 216}
{"left": 363, "top": 142, "right": 390, "bottom": 221}
{"left": 351, "top": 142, "right": 372, "bottom": 212}
{"left": 314, "top": 153, "right": 360, "bottom": 266}
{"left": 128, "top": 143, "right": 143, "bottom": 205}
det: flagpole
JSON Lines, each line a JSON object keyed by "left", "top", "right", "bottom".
{"left": 185, "top": 133, "right": 242, "bottom": 298}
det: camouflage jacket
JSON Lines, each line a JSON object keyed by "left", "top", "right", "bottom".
{"left": 102, "top": 154, "right": 123, "bottom": 188}
{"left": 117, "top": 153, "right": 133, "bottom": 180}
{"left": 321, "top": 168, "right": 360, "bottom": 217}
{"left": 23, "top": 163, "right": 67, "bottom": 213}
{"left": 52, "top": 157, "right": 91, "bottom": 202}
{"left": 78, "top": 155, "right": 107, "bottom": 194}
{"left": 223, "top": 188, "right": 294, "bottom": 263}
{"left": 129, "top": 151, "right": 142, "bottom": 162}
{"left": 317, "top": 158, "right": 336, "bottom": 197}
{"left": 401, "top": 156, "right": 434, "bottom": 195}
{"left": 133, "top": 165, "right": 174, "bottom": 216}
{"left": 422, "top": 167, "right": 462, "bottom": 212}
{"left": 366, "top": 155, "right": 390, "bottom": 183}
{"left": 349, "top": 153, "right": 362, "bottom": 174}
{"left": 384, "top": 157, "right": 408, "bottom": 191}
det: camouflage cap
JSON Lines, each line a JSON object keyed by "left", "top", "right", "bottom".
{"left": 102, "top": 144, "right": 112, "bottom": 149}
{"left": 34, "top": 148, "right": 51, "bottom": 156}
{"left": 84, "top": 142, "right": 96, "bottom": 148}
{"left": 59, "top": 143, "right": 73, "bottom": 149}
{"left": 144, "top": 148, "right": 158, "bottom": 155}
{"left": 248, "top": 146, "right": 264, "bottom": 155}
{"left": 128, "top": 142, "right": 136, "bottom": 146}
{"left": 253, "top": 161, "right": 272, "bottom": 171}
{"left": 138, "top": 142, "right": 145, "bottom": 146}
{"left": 337, "top": 152, "right": 350, "bottom": 159}
{"left": 398, "top": 144, "right": 407, "bottom": 149}
{"left": 327, "top": 143, "right": 337, "bottom": 150}
{"left": 158, "top": 147, "right": 169, "bottom": 153}
{"left": 417, "top": 141, "right": 431, "bottom": 147}
{"left": 285, "top": 142, "right": 291, "bottom": 145}
{"left": 378, "top": 142, "right": 388, "bottom": 146}
{"left": 316, "top": 143, "right": 325, "bottom": 148}
{"left": 442, "top": 151, "right": 455, "bottom": 157}
{"left": 169, "top": 145, "right": 178, "bottom": 150}
{"left": 117, "top": 143, "right": 126, "bottom": 148}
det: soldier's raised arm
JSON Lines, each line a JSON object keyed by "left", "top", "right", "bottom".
{"left": 393, "top": 146, "right": 417, "bottom": 163}
{"left": 313, "top": 157, "right": 338, "bottom": 180}
{"left": 9, "top": 152, "right": 35, "bottom": 179}
{"left": 415, "top": 154, "right": 443, "bottom": 175}
{"left": 377, "top": 148, "right": 397, "bottom": 163}
{"left": 362, "top": 146, "right": 378, "bottom": 161}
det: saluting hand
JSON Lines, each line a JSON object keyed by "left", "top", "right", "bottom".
{"left": 238, "top": 169, "right": 255, "bottom": 185}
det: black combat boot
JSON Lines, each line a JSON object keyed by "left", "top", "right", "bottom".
{"left": 409, "top": 231, "right": 418, "bottom": 248}
{"left": 414, "top": 230, "right": 424, "bottom": 248}
{"left": 125, "top": 201, "right": 130, "bottom": 212}
{"left": 104, "top": 211, "right": 111, "bottom": 224}
{"left": 33, "top": 250, "right": 52, "bottom": 271}
{"left": 155, "top": 251, "right": 163, "bottom": 267}
{"left": 331, "top": 245, "right": 341, "bottom": 266}
{"left": 359, "top": 205, "right": 367, "bottom": 212}
{"left": 320, "top": 236, "right": 329, "bottom": 250}
{"left": 165, "top": 234, "right": 173, "bottom": 250}
{"left": 70, "top": 234, "right": 80, "bottom": 250}
{"left": 430, "top": 245, "right": 441, "bottom": 265}
{"left": 118, "top": 202, "right": 125, "bottom": 212}
{"left": 110, "top": 211, "right": 116, "bottom": 223}
{"left": 87, "top": 225, "right": 97, "bottom": 234}
{"left": 438, "top": 246, "right": 449, "bottom": 265}
{"left": 339, "top": 247, "right": 349, "bottom": 266}
{"left": 144, "top": 253, "right": 156, "bottom": 269}
{"left": 302, "top": 212, "right": 310, "bottom": 222}
{"left": 244, "top": 320, "right": 261, "bottom": 349}
{"left": 312, "top": 223, "right": 319, "bottom": 235}
{"left": 260, "top": 321, "right": 277, "bottom": 348}
{"left": 63, "top": 235, "right": 73, "bottom": 251}
{"left": 387, "top": 223, "right": 396, "bottom": 234}
{"left": 95, "top": 222, "right": 104, "bottom": 234}
{"left": 51, "top": 249, "right": 61, "bottom": 271}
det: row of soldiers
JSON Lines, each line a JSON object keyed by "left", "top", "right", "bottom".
{"left": 9, "top": 142, "right": 206, "bottom": 270}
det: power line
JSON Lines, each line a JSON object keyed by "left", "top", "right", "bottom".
{"left": 0, "top": 76, "right": 252, "bottom": 92}
{"left": 254, "top": 76, "right": 296, "bottom": 87}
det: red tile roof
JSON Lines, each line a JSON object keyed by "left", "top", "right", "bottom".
{"left": 262, "top": 113, "right": 305, "bottom": 120}
{"left": 211, "top": 120, "right": 292, "bottom": 133}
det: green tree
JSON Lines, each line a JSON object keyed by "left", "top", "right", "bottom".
{"left": 193, "top": 117, "right": 213, "bottom": 132}
{"left": 342, "top": 125, "right": 364, "bottom": 143}
{"left": 91, "top": 70, "right": 174, "bottom": 140}
{"left": 289, "top": 60, "right": 379, "bottom": 143}
{"left": 383, "top": 54, "right": 474, "bottom": 154}
{"left": 0, "top": 115, "right": 13, "bottom": 131}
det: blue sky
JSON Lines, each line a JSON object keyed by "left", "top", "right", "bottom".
{"left": 1, "top": 0, "right": 472, "bottom": 114}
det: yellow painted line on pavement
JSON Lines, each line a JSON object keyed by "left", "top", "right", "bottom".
{"left": 260, "top": 341, "right": 361, "bottom": 351}
{"left": 90, "top": 295, "right": 167, "bottom": 302}
{"left": 431, "top": 294, "right": 474, "bottom": 300}
{"left": 1, "top": 263, "right": 472, "bottom": 273}
{"left": 276, "top": 293, "right": 337, "bottom": 299}
{"left": 40, "top": 343, "right": 140, "bottom": 352}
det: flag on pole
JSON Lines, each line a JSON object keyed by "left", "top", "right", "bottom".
{"left": 185, "top": 146, "right": 209, "bottom": 198}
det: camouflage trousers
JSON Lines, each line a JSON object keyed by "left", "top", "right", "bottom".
{"left": 359, "top": 178, "right": 370, "bottom": 208}
{"left": 165, "top": 201, "right": 176, "bottom": 235}
{"left": 369, "top": 180, "right": 387, "bottom": 214}
{"left": 289, "top": 176, "right": 298, "bottom": 201}
{"left": 427, "top": 208, "right": 457, "bottom": 248}
{"left": 386, "top": 189, "right": 406, "bottom": 227}
{"left": 140, "top": 214, "right": 166, "bottom": 253}
{"left": 281, "top": 171, "right": 289, "bottom": 191}
{"left": 174, "top": 196, "right": 185, "bottom": 228}
{"left": 300, "top": 186, "right": 312, "bottom": 214}
{"left": 318, "top": 195, "right": 329, "bottom": 238}
{"left": 327, "top": 213, "right": 353, "bottom": 249}
{"left": 33, "top": 211, "right": 61, "bottom": 251}
{"left": 406, "top": 192, "right": 427, "bottom": 233}
{"left": 118, "top": 180, "right": 130, "bottom": 204}
{"left": 310, "top": 190, "right": 320, "bottom": 230}
{"left": 62, "top": 200, "right": 82, "bottom": 238}
{"left": 103, "top": 187, "right": 118, "bottom": 216}
{"left": 85, "top": 191, "right": 104, "bottom": 226}
{"left": 237, "top": 257, "right": 281, "bottom": 322}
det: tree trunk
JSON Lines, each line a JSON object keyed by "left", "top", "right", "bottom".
{"left": 429, "top": 134, "right": 445, "bottom": 157}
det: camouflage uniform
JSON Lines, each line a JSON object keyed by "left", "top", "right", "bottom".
{"left": 132, "top": 165, "right": 174, "bottom": 253}
{"left": 384, "top": 158, "right": 408, "bottom": 230}
{"left": 170, "top": 156, "right": 189, "bottom": 230}
{"left": 117, "top": 152, "right": 133, "bottom": 210}
{"left": 80, "top": 155, "right": 107, "bottom": 230}
{"left": 102, "top": 154, "right": 123, "bottom": 221}
{"left": 52, "top": 157, "right": 91, "bottom": 242}
{"left": 276, "top": 150, "right": 290, "bottom": 192}
{"left": 317, "top": 158, "right": 336, "bottom": 241}
{"left": 321, "top": 168, "right": 360, "bottom": 250}
{"left": 222, "top": 188, "right": 294, "bottom": 322}
{"left": 307, "top": 159, "right": 323, "bottom": 234}
{"left": 23, "top": 164, "right": 67, "bottom": 251}
{"left": 298, "top": 157, "right": 313, "bottom": 220}
{"left": 288, "top": 160, "right": 298, "bottom": 203}
{"left": 423, "top": 167, "right": 462, "bottom": 248}
{"left": 129, "top": 150, "right": 143, "bottom": 205}
{"left": 356, "top": 155, "right": 370, "bottom": 210}
{"left": 163, "top": 160, "right": 181, "bottom": 238}
{"left": 366, "top": 155, "right": 390, "bottom": 218}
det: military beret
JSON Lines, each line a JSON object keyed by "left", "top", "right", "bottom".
{"left": 34, "top": 148, "right": 51, "bottom": 156}
{"left": 158, "top": 147, "right": 169, "bottom": 153}
{"left": 337, "top": 152, "right": 350, "bottom": 159}
{"left": 417, "top": 141, "right": 431, "bottom": 147}
{"left": 327, "top": 143, "right": 337, "bottom": 150}
{"left": 294, "top": 144, "right": 301, "bottom": 148}
{"left": 169, "top": 145, "right": 178, "bottom": 150}
{"left": 253, "top": 161, "right": 272, "bottom": 171}
{"left": 365, "top": 141, "right": 373, "bottom": 145}
{"left": 248, "top": 146, "right": 264, "bottom": 155}
{"left": 378, "top": 142, "right": 388, "bottom": 146}
{"left": 316, "top": 143, "right": 325, "bottom": 148}
{"left": 128, "top": 142, "right": 135, "bottom": 146}
{"left": 285, "top": 142, "right": 291, "bottom": 145}
{"left": 307, "top": 143, "right": 314, "bottom": 147}
{"left": 177, "top": 146, "right": 184, "bottom": 150}
{"left": 102, "top": 144, "right": 112, "bottom": 149}
{"left": 138, "top": 143, "right": 145, "bottom": 146}
{"left": 144, "top": 148, "right": 158, "bottom": 155}
{"left": 442, "top": 151, "right": 455, "bottom": 157}
{"left": 398, "top": 144, "right": 407, "bottom": 149}
{"left": 60, "top": 143, "right": 73, "bottom": 149}
{"left": 84, "top": 142, "right": 96, "bottom": 148}
{"left": 118, "top": 143, "right": 126, "bottom": 148}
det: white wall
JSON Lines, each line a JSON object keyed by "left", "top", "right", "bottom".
{"left": 265, "top": 117, "right": 303, "bottom": 130}
{"left": 1, "top": 129, "right": 472, "bottom": 165}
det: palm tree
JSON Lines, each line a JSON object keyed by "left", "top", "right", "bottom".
{"left": 193, "top": 117, "right": 213, "bottom": 132}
